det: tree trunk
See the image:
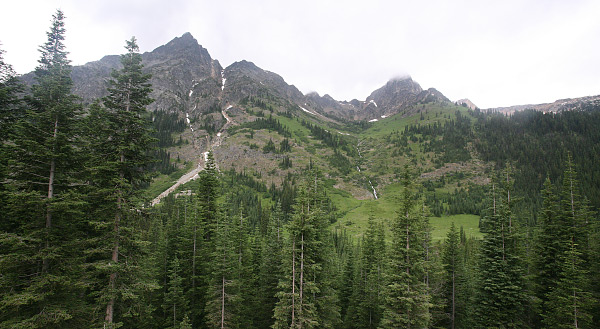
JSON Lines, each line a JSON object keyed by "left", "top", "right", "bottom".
{"left": 451, "top": 271, "right": 455, "bottom": 329}
{"left": 291, "top": 236, "right": 296, "bottom": 327}
{"left": 43, "top": 117, "right": 59, "bottom": 273}
{"left": 105, "top": 153, "right": 124, "bottom": 325}
{"left": 221, "top": 276, "right": 225, "bottom": 329}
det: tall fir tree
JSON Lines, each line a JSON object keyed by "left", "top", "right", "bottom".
{"left": 255, "top": 202, "right": 285, "bottom": 328}
{"left": 0, "top": 10, "right": 88, "bottom": 328}
{"left": 0, "top": 45, "right": 24, "bottom": 231}
{"left": 380, "top": 168, "right": 431, "bottom": 329}
{"left": 541, "top": 155, "right": 594, "bottom": 328}
{"left": 83, "top": 36, "right": 156, "bottom": 328}
{"left": 441, "top": 222, "right": 465, "bottom": 329}
{"left": 345, "top": 215, "right": 386, "bottom": 329}
{"left": 192, "top": 150, "right": 220, "bottom": 327}
{"left": 273, "top": 168, "right": 340, "bottom": 329}
{"left": 474, "top": 169, "right": 526, "bottom": 328}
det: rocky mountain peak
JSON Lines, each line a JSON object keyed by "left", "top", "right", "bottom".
{"left": 143, "top": 32, "right": 213, "bottom": 67}
{"left": 361, "top": 76, "right": 424, "bottom": 119}
{"left": 455, "top": 98, "right": 478, "bottom": 110}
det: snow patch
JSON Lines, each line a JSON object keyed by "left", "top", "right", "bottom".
{"left": 221, "top": 70, "right": 226, "bottom": 90}
{"left": 338, "top": 131, "right": 350, "bottom": 136}
{"left": 189, "top": 90, "right": 193, "bottom": 98}
{"left": 299, "top": 105, "right": 317, "bottom": 116}
{"left": 369, "top": 118, "right": 378, "bottom": 122}
{"left": 369, "top": 100, "right": 378, "bottom": 107}
{"left": 203, "top": 151, "right": 209, "bottom": 163}
{"left": 226, "top": 105, "right": 233, "bottom": 110}
{"left": 217, "top": 132, "right": 222, "bottom": 137}
{"left": 186, "top": 113, "right": 190, "bottom": 124}
{"left": 380, "top": 114, "right": 388, "bottom": 119}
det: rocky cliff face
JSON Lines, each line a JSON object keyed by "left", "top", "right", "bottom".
{"left": 22, "top": 32, "right": 456, "bottom": 126}
{"left": 142, "top": 32, "right": 222, "bottom": 114}
{"left": 454, "top": 98, "right": 478, "bottom": 110}
{"left": 222, "top": 60, "right": 304, "bottom": 105}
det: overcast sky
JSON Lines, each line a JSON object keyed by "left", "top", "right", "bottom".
{"left": 1, "top": 0, "right": 599, "bottom": 108}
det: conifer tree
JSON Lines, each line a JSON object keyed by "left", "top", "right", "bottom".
{"left": 191, "top": 151, "right": 220, "bottom": 326}
{"left": 344, "top": 215, "right": 386, "bottom": 329}
{"left": 273, "top": 168, "right": 340, "bottom": 329}
{"left": 164, "top": 256, "right": 188, "bottom": 328}
{"left": 474, "top": 170, "right": 525, "bottom": 328}
{"left": 0, "top": 45, "right": 23, "bottom": 231}
{"left": 205, "top": 207, "right": 247, "bottom": 328}
{"left": 255, "top": 202, "right": 285, "bottom": 328}
{"left": 0, "top": 10, "right": 87, "bottom": 328}
{"left": 441, "top": 222, "right": 464, "bottom": 329}
{"left": 532, "top": 178, "right": 564, "bottom": 324}
{"left": 83, "top": 36, "right": 155, "bottom": 328}
{"left": 541, "top": 155, "right": 594, "bottom": 328}
{"left": 380, "top": 168, "right": 431, "bottom": 329}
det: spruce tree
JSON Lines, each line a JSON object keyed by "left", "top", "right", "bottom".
{"left": 532, "top": 178, "right": 564, "bottom": 324}
{"left": 380, "top": 168, "right": 431, "bottom": 328}
{"left": 474, "top": 170, "right": 526, "bottom": 328}
{"left": 541, "top": 156, "right": 594, "bottom": 328}
{"left": 345, "top": 215, "right": 386, "bottom": 329}
{"left": 255, "top": 202, "right": 285, "bottom": 328}
{"left": 0, "top": 45, "right": 24, "bottom": 231}
{"left": 192, "top": 151, "right": 220, "bottom": 326}
{"left": 205, "top": 207, "right": 247, "bottom": 328}
{"left": 273, "top": 168, "right": 340, "bottom": 329}
{"left": 83, "top": 36, "right": 155, "bottom": 328}
{"left": 164, "top": 256, "right": 188, "bottom": 328}
{"left": 441, "top": 222, "right": 464, "bottom": 329}
{"left": 0, "top": 10, "right": 87, "bottom": 328}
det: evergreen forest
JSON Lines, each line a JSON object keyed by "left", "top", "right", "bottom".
{"left": 1, "top": 10, "right": 599, "bottom": 329}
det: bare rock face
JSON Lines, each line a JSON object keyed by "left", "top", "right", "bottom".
{"left": 455, "top": 98, "right": 479, "bottom": 110}
{"left": 365, "top": 76, "right": 423, "bottom": 117}
{"left": 142, "top": 32, "right": 222, "bottom": 113}
{"left": 222, "top": 60, "right": 305, "bottom": 105}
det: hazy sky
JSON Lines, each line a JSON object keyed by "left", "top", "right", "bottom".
{"left": 2, "top": 0, "right": 599, "bottom": 108}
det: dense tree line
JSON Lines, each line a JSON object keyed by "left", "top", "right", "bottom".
{"left": 2, "top": 10, "right": 600, "bottom": 329}
{"left": 473, "top": 108, "right": 600, "bottom": 211}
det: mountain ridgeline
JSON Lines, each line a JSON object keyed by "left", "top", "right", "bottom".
{"left": 3, "top": 23, "right": 600, "bottom": 329}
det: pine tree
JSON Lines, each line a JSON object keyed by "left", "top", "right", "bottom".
{"left": 205, "top": 207, "right": 247, "bottom": 328}
{"left": 0, "top": 45, "right": 24, "bottom": 231}
{"left": 83, "top": 36, "right": 156, "bottom": 328}
{"left": 541, "top": 155, "right": 594, "bottom": 328}
{"left": 532, "top": 178, "right": 564, "bottom": 324}
{"left": 344, "top": 215, "right": 386, "bottom": 329}
{"left": 380, "top": 168, "right": 431, "bottom": 329}
{"left": 0, "top": 10, "right": 88, "bottom": 328}
{"left": 441, "top": 222, "right": 464, "bottom": 329}
{"left": 273, "top": 168, "right": 340, "bottom": 329}
{"left": 190, "top": 151, "right": 220, "bottom": 327}
{"left": 255, "top": 202, "right": 285, "bottom": 328}
{"left": 474, "top": 170, "right": 526, "bottom": 328}
{"left": 164, "top": 257, "right": 188, "bottom": 328}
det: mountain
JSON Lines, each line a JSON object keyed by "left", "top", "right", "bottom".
{"left": 487, "top": 95, "right": 600, "bottom": 114}
{"left": 455, "top": 98, "right": 478, "bottom": 110}
{"left": 17, "top": 32, "right": 600, "bottom": 205}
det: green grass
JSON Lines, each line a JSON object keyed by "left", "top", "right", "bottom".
{"left": 429, "top": 214, "right": 482, "bottom": 242}
{"left": 330, "top": 182, "right": 482, "bottom": 242}
{"left": 359, "top": 103, "right": 473, "bottom": 139}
